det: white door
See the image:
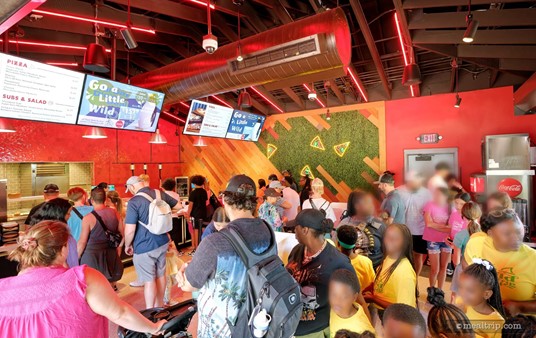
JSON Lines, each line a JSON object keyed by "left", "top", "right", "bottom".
{"left": 404, "top": 148, "right": 459, "bottom": 183}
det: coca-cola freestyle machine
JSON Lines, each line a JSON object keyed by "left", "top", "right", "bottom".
{"left": 471, "top": 134, "right": 534, "bottom": 241}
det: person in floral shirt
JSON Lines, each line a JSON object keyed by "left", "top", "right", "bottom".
{"left": 258, "top": 188, "right": 285, "bottom": 231}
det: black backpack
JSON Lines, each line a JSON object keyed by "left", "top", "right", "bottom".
{"left": 220, "top": 222, "right": 302, "bottom": 338}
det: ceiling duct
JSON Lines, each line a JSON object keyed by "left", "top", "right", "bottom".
{"left": 130, "top": 8, "right": 351, "bottom": 105}
{"left": 514, "top": 72, "right": 536, "bottom": 115}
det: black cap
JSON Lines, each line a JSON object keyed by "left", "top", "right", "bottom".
{"left": 43, "top": 184, "right": 60, "bottom": 194}
{"left": 264, "top": 188, "right": 280, "bottom": 198}
{"left": 374, "top": 172, "right": 395, "bottom": 185}
{"left": 224, "top": 174, "right": 256, "bottom": 197}
{"left": 288, "top": 209, "right": 329, "bottom": 232}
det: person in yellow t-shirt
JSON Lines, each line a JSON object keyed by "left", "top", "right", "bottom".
{"left": 464, "top": 231, "right": 489, "bottom": 267}
{"left": 363, "top": 223, "right": 417, "bottom": 311}
{"left": 336, "top": 225, "right": 376, "bottom": 291}
{"left": 479, "top": 208, "right": 536, "bottom": 316}
{"left": 328, "top": 269, "right": 375, "bottom": 338}
{"left": 458, "top": 259, "right": 506, "bottom": 338}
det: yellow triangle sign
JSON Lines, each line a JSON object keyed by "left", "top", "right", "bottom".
{"left": 310, "top": 135, "right": 325, "bottom": 150}
{"left": 334, "top": 142, "right": 350, "bottom": 157}
{"left": 267, "top": 144, "right": 277, "bottom": 159}
{"left": 300, "top": 165, "right": 314, "bottom": 179}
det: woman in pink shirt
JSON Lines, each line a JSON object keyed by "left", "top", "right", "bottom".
{"left": 423, "top": 187, "right": 452, "bottom": 290}
{"left": 0, "top": 220, "right": 165, "bottom": 338}
{"left": 448, "top": 192, "right": 472, "bottom": 239}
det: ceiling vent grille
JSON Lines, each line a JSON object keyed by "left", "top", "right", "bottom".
{"left": 229, "top": 35, "right": 322, "bottom": 75}
{"left": 35, "top": 163, "right": 67, "bottom": 176}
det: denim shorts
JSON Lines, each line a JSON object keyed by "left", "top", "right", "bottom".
{"left": 427, "top": 241, "right": 452, "bottom": 254}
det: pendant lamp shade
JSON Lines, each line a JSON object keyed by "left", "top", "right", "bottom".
{"left": 83, "top": 43, "right": 110, "bottom": 73}
{"left": 82, "top": 127, "right": 107, "bottom": 139}
{"left": 237, "top": 90, "right": 252, "bottom": 109}
{"left": 148, "top": 129, "right": 167, "bottom": 144}
{"left": 402, "top": 63, "right": 422, "bottom": 86}
{"left": 193, "top": 136, "right": 207, "bottom": 147}
{"left": 0, "top": 119, "right": 16, "bottom": 132}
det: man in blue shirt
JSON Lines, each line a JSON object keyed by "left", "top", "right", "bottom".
{"left": 124, "top": 176, "right": 179, "bottom": 308}
{"left": 67, "top": 187, "right": 93, "bottom": 241}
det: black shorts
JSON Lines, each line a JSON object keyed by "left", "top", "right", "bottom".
{"left": 412, "top": 235, "right": 428, "bottom": 255}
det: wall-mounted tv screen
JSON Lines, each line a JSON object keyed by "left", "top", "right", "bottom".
{"left": 77, "top": 75, "right": 165, "bottom": 132}
{"left": 183, "top": 99, "right": 265, "bottom": 141}
{"left": 0, "top": 53, "right": 85, "bottom": 125}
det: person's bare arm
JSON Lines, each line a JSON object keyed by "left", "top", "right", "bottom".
{"left": 85, "top": 267, "right": 165, "bottom": 334}
{"left": 175, "top": 263, "right": 198, "bottom": 292}
{"left": 503, "top": 300, "right": 536, "bottom": 316}
{"left": 356, "top": 293, "right": 372, "bottom": 323}
{"left": 280, "top": 200, "right": 291, "bottom": 209}
{"left": 452, "top": 246, "right": 461, "bottom": 266}
{"left": 186, "top": 202, "right": 193, "bottom": 219}
{"left": 124, "top": 223, "right": 136, "bottom": 255}
{"left": 77, "top": 214, "right": 93, "bottom": 258}
{"left": 424, "top": 212, "right": 450, "bottom": 232}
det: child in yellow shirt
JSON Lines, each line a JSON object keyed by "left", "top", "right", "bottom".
{"left": 336, "top": 225, "right": 375, "bottom": 290}
{"left": 363, "top": 223, "right": 417, "bottom": 311}
{"left": 458, "top": 258, "right": 505, "bottom": 338}
{"left": 329, "top": 269, "right": 375, "bottom": 338}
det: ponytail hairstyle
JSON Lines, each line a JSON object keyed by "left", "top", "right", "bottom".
{"left": 336, "top": 225, "right": 358, "bottom": 257}
{"left": 427, "top": 287, "right": 476, "bottom": 338}
{"left": 376, "top": 223, "right": 418, "bottom": 307}
{"left": 463, "top": 259, "right": 506, "bottom": 317}
{"left": 462, "top": 201, "right": 483, "bottom": 235}
{"left": 9, "top": 221, "right": 70, "bottom": 270}
{"left": 107, "top": 191, "right": 124, "bottom": 217}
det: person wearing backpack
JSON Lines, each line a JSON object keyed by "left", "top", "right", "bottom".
{"left": 301, "top": 178, "right": 336, "bottom": 223}
{"left": 124, "top": 176, "right": 180, "bottom": 309}
{"left": 286, "top": 209, "right": 358, "bottom": 338}
{"left": 176, "top": 174, "right": 302, "bottom": 338}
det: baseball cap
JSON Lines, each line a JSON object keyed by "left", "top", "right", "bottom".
{"left": 125, "top": 176, "right": 143, "bottom": 192}
{"left": 264, "top": 188, "right": 281, "bottom": 198}
{"left": 287, "top": 209, "right": 330, "bottom": 232}
{"left": 223, "top": 174, "right": 256, "bottom": 197}
{"left": 43, "top": 184, "right": 60, "bottom": 194}
{"left": 374, "top": 172, "right": 395, "bottom": 184}
{"left": 269, "top": 181, "right": 284, "bottom": 189}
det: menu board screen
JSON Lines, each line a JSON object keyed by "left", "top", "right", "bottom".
{"left": 226, "top": 110, "right": 265, "bottom": 142}
{"left": 183, "top": 99, "right": 234, "bottom": 138}
{"left": 77, "top": 75, "right": 165, "bottom": 132}
{"left": 0, "top": 53, "right": 85, "bottom": 124}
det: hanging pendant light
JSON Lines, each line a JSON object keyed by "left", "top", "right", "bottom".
{"left": 462, "top": 0, "right": 479, "bottom": 43}
{"left": 83, "top": 5, "right": 110, "bottom": 73}
{"left": 236, "top": 8, "right": 243, "bottom": 62}
{"left": 237, "top": 89, "right": 252, "bottom": 109}
{"left": 148, "top": 129, "right": 167, "bottom": 144}
{"left": 0, "top": 119, "right": 16, "bottom": 133}
{"left": 82, "top": 127, "right": 107, "bottom": 139}
{"left": 193, "top": 136, "right": 207, "bottom": 147}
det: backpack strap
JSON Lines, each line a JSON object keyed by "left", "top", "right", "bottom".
{"left": 155, "top": 189, "right": 162, "bottom": 201}
{"left": 136, "top": 192, "right": 154, "bottom": 202}
{"left": 309, "top": 198, "right": 318, "bottom": 210}
{"left": 72, "top": 207, "right": 84, "bottom": 220}
{"left": 219, "top": 221, "right": 277, "bottom": 268}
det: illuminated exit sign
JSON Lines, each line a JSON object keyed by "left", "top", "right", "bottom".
{"left": 416, "top": 133, "right": 442, "bottom": 144}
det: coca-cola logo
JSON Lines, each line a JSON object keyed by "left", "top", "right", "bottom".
{"left": 497, "top": 178, "right": 522, "bottom": 198}
{"left": 115, "top": 120, "right": 125, "bottom": 128}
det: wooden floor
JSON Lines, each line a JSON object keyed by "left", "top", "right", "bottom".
{"left": 112, "top": 258, "right": 450, "bottom": 338}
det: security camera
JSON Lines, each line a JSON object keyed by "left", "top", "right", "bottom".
{"left": 308, "top": 91, "right": 317, "bottom": 101}
{"left": 203, "top": 34, "right": 218, "bottom": 54}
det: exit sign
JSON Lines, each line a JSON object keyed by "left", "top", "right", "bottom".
{"left": 416, "top": 133, "right": 442, "bottom": 144}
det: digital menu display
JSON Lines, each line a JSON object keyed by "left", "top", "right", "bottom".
{"left": 183, "top": 99, "right": 234, "bottom": 138}
{"left": 183, "top": 99, "right": 265, "bottom": 142}
{"left": 0, "top": 53, "right": 85, "bottom": 124}
{"left": 226, "top": 110, "right": 265, "bottom": 142}
{"left": 77, "top": 75, "right": 165, "bottom": 133}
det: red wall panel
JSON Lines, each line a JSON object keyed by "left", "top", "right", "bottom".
{"left": 0, "top": 120, "right": 183, "bottom": 195}
{"left": 385, "top": 86, "right": 536, "bottom": 187}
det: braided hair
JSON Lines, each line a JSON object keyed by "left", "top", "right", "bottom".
{"left": 462, "top": 260, "right": 506, "bottom": 317}
{"left": 502, "top": 314, "right": 536, "bottom": 338}
{"left": 427, "top": 287, "right": 475, "bottom": 338}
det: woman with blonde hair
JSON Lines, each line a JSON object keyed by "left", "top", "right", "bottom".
{"left": 0, "top": 221, "right": 165, "bottom": 337}
{"left": 301, "top": 178, "right": 336, "bottom": 222}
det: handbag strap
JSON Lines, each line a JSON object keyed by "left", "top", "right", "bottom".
{"left": 72, "top": 207, "right": 84, "bottom": 220}
{"left": 91, "top": 210, "right": 110, "bottom": 232}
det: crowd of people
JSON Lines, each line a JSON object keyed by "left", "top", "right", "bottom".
{"left": 0, "top": 163, "right": 535, "bottom": 338}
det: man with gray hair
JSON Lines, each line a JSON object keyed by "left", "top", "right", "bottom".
{"left": 124, "top": 176, "right": 179, "bottom": 308}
